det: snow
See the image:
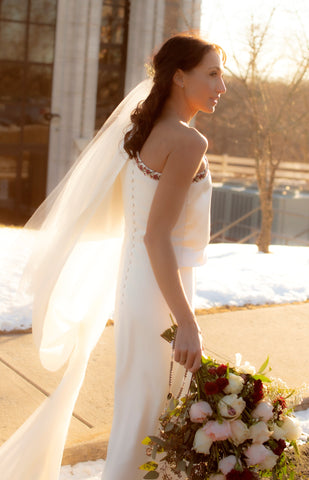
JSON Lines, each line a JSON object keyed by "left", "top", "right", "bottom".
{"left": 1, "top": 227, "right": 308, "bottom": 332}
{"left": 59, "top": 460, "right": 104, "bottom": 480}
{"left": 0, "top": 226, "right": 308, "bottom": 479}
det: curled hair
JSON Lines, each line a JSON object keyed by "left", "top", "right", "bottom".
{"left": 123, "top": 33, "right": 226, "bottom": 159}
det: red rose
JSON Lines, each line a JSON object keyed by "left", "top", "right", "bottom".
{"left": 204, "top": 381, "right": 219, "bottom": 395}
{"left": 252, "top": 379, "right": 264, "bottom": 403}
{"left": 273, "top": 438, "right": 286, "bottom": 456}
{"left": 227, "top": 469, "right": 257, "bottom": 480}
{"left": 273, "top": 396, "right": 287, "bottom": 410}
{"left": 208, "top": 366, "right": 217, "bottom": 376}
{"left": 216, "top": 364, "right": 227, "bottom": 376}
{"left": 226, "top": 470, "right": 241, "bottom": 480}
{"left": 216, "top": 377, "right": 229, "bottom": 391}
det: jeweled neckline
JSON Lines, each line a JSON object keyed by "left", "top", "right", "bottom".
{"left": 135, "top": 152, "right": 208, "bottom": 183}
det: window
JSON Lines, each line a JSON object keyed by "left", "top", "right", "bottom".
{"left": 96, "top": 0, "right": 130, "bottom": 129}
{"left": 0, "top": 0, "right": 57, "bottom": 223}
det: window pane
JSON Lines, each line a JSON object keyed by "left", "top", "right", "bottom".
{"left": 97, "top": 68, "right": 121, "bottom": 104}
{"left": 22, "top": 149, "right": 47, "bottom": 208}
{"left": 0, "top": 111, "right": 22, "bottom": 142}
{"left": 28, "top": 24, "right": 55, "bottom": 63}
{"left": 27, "top": 64, "right": 52, "bottom": 98}
{"left": 0, "top": 21, "right": 26, "bottom": 60}
{"left": 101, "top": 6, "right": 125, "bottom": 44}
{"left": 0, "top": 0, "right": 27, "bottom": 21}
{"left": 0, "top": 153, "right": 17, "bottom": 202}
{"left": 99, "top": 46, "right": 122, "bottom": 66}
{"left": 0, "top": 63, "right": 24, "bottom": 102}
{"left": 30, "top": 0, "right": 57, "bottom": 24}
{"left": 23, "top": 103, "right": 50, "bottom": 127}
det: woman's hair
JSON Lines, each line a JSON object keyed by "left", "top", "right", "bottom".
{"left": 123, "top": 32, "right": 226, "bottom": 159}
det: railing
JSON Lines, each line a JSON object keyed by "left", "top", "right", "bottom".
{"left": 210, "top": 206, "right": 309, "bottom": 246}
{"left": 208, "top": 154, "right": 309, "bottom": 187}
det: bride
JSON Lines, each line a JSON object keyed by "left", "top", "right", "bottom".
{"left": 0, "top": 32, "right": 226, "bottom": 479}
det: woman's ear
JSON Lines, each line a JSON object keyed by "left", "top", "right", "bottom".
{"left": 173, "top": 69, "right": 185, "bottom": 88}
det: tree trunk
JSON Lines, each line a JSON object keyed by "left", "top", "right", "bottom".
{"left": 256, "top": 190, "right": 273, "bottom": 253}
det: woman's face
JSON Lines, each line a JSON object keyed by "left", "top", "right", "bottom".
{"left": 182, "top": 50, "right": 226, "bottom": 114}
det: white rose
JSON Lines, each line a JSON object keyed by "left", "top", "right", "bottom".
{"left": 272, "top": 423, "right": 285, "bottom": 441}
{"left": 235, "top": 354, "right": 256, "bottom": 375}
{"left": 281, "top": 416, "right": 302, "bottom": 441}
{"left": 223, "top": 373, "right": 244, "bottom": 395}
{"left": 230, "top": 419, "right": 250, "bottom": 446}
{"left": 248, "top": 421, "right": 272, "bottom": 444}
{"left": 193, "top": 427, "right": 213, "bottom": 454}
{"left": 219, "top": 455, "right": 237, "bottom": 475}
{"left": 252, "top": 401, "right": 274, "bottom": 422}
{"left": 218, "top": 394, "right": 246, "bottom": 419}
{"left": 189, "top": 401, "right": 213, "bottom": 423}
{"left": 240, "top": 361, "right": 256, "bottom": 375}
{"left": 259, "top": 449, "right": 279, "bottom": 470}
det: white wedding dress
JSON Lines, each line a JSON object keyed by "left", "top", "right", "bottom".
{"left": 0, "top": 79, "right": 213, "bottom": 480}
{"left": 102, "top": 153, "right": 212, "bottom": 480}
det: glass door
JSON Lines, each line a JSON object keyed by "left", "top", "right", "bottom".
{"left": 0, "top": 0, "right": 57, "bottom": 224}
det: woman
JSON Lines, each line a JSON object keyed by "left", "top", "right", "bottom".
{"left": 103, "top": 34, "right": 226, "bottom": 479}
{"left": 0, "top": 33, "right": 226, "bottom": 480}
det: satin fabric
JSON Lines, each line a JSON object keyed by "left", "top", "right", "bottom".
{"left": 102, "top": 158, "right": 212, "bottom": 479}
{"left": 0, "top": 79, "right": 153, "bottom": 480}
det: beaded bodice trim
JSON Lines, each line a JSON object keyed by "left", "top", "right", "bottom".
{"left": 135, "top": 152, "right": 208, "bottom": 182}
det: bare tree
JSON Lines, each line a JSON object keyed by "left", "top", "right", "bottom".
{"left": 227, "top": 11, "right": 309, "bottom": 253}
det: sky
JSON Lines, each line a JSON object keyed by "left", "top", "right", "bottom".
{"left": 200, "top": 0, "right": 309, "bottom": 80}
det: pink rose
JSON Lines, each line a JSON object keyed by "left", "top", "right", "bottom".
{"left": 245, "top": 443, "right": 278, "bottom": 469}
{"left": 189, "top": 401, "right": 213, "bottom": 423}
{"left": 204, "top": 420, "right": 232, "bottom": 441}
{"left": 252, "top": 401, "right": 274, "bottom": 422}
{"left": 219, "top": 455, "right": 237, "bottom": 475}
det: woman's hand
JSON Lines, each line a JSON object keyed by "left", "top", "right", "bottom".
{"left": 174, "top": 318, "right": 203, "bottom": 373}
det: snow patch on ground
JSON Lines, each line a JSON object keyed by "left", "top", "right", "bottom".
{"left": 1, "top": 227, "right": 308, "bottom": 331}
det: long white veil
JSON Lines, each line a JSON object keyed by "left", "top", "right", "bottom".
{"left": 0, "top": 77, "right": 153, "bottom": 479}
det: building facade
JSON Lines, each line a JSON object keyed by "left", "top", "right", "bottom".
{"left": 0, "top": 0, "right": 202, "bottom": 223}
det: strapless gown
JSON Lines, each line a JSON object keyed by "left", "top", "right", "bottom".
{"left": 102, "top": 155, "right": 212, "bottom": 480}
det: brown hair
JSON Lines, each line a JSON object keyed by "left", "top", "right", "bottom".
{"left": 123, "top": 33, "right": 226, "bottom": 159}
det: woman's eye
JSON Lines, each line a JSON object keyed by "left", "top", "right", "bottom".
{"left": 210, "top": 72, "right": 217, "bottom": 76}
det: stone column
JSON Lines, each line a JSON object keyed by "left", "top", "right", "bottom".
{"left": 124, "top": 0, "right": 166, "bottom": 94}
{"left": 46, "top": 0, "right": 102, "bottom": 193}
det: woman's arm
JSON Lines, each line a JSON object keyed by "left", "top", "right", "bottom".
{"left": 144, "top": 129, "right": 207, "bottom": 373}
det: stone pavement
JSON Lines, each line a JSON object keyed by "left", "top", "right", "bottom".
{"left": 0, "top": 302, "right": 308, "bottom": 466}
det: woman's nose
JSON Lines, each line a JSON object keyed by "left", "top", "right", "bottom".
{"left": 217, "top": 78, "right": 226, "bottom": 94}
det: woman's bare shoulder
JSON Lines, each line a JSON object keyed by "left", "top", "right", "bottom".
{"left": 165, "top": 123, "right": 207, "bottom": 169}
{"left": 175, "top": 123, "right": 207, "bottom": 152}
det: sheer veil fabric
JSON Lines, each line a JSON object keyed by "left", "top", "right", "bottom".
{"left": 0, "top": 78, "right": 153, "bottom": 479}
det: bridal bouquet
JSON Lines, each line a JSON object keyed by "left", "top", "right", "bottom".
{"left": 140, "top": 324, "right": 304, "bottom": 480}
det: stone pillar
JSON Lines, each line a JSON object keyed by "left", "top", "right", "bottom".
{"left": 163, "top": 0, "right": 202, "bottom": 38}
{"left": 46, "top": 0, "right": 102, "bottom": 193}
{"left": 124, "top": 0, "right": 166, "bottom": 94}
{"left": 181, "top": 0, "right": 202, "bottom": 31}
